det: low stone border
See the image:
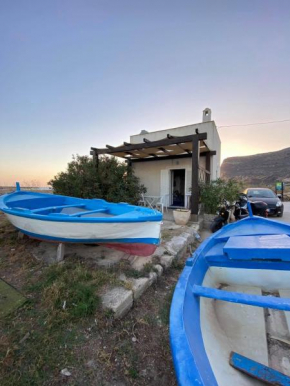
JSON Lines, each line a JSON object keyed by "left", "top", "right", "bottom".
{"left": 27, "top": 220, "right": 201, "bottom": 319}
{"left": 101, "top": 222, "right": 200, "bottom": 318}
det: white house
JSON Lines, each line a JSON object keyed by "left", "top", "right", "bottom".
{"left": 91, "top": 108, "right": 221, "bottom": 216}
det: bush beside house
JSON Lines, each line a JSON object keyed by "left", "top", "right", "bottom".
{"left": 48, "top": 155, "right": 146, "bottom": 204}
{"left": 200, "top": 178, "right": 243, "bottom": 214}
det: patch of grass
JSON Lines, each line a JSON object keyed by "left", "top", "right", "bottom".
{"left": 0, "top": 310, "right": 81, "bottom": 386}
{"left": 123, "top": 268, "right": 144, "bottom": 279}
{"left": 0, "top": 260, "right": 123, "bottom": 385}
{"left": 141, "top": 262, "right": 154, "bottom": 275}
{"left": 161, "top": 230, "right": 172, "bottom": 241}
{"left": 127, "top": 365, "right": 139, "bottom": 379}
{"left": 159, "top": 288, "right": 174, "bottom": 325}
{"left": 27, "top": 262, "right": 119, "bottom": 325}
{"left": 143, "top": 312, "right": 158, "bottom": 326}
{"left": 171, "top": 258, "right": 184, "bottom": 270}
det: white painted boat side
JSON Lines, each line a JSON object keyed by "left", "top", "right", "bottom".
{"left": 6, "top": 213, "right": 161, "bottom": 240}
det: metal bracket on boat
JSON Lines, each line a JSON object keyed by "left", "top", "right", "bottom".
{"left": 192, "top": 284, "right": 290, "bottom": 311}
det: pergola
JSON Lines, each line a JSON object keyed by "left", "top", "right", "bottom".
{"left": 91, "top": 132, "right": 216, "bottom": 216}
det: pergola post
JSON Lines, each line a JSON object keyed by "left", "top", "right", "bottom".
{"left": 191, "top": 136, "right": 200, "bottom": 217}
{"left": 127, "top": 159, "right": 132, "bottom": 175}
{"left": 206, "top": 152, "right": 211, "bottom": 183}
{"left": 91, "top": 150, "right": 99, "bottom": 170}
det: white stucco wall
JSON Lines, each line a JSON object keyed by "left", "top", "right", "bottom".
{"left": 130, "top": 120, "right": 221, "bottom": 181}
{"left": 130, "top": 121, "right": 221, "bottom": 203}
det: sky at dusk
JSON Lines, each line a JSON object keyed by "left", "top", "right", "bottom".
{"left": 0, "top": 0, "right": 290, "bottom": 186}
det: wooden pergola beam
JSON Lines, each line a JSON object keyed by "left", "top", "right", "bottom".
{"left": 124, "top": 151, "right": 216, "bottom": 163}
{"left": 158, "top": 147, "right": 170, "bottom": 154}
{"left": 167, "top": 135, "right": 191, "bottom": 154}
{"left": 91, "top": 133, "right": 207, "bottom": 155}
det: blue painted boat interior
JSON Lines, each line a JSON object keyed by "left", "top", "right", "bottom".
{"left": 0, "top": 191, "right": 162, "bottom": 222}
{"left": 170, "top": 216, "right": 290, "bottom": 386}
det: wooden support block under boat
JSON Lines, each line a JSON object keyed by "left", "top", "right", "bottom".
{"left": 230, "top": 352, "right": 290, "bottom": 385}
{"left": 192, "top": 284, "right": 290, "bottom": 311}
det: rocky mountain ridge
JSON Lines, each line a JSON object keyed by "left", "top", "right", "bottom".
{"left": 221, "top": 147, "right": 290, "bottom": 186}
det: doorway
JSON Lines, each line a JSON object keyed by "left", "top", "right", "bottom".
{"left": 170, "top": 169, "right": 185, "bottom": 207}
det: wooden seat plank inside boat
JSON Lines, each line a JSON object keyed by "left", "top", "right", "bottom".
{"left": 31, "top": 204, "right": 86, "bottom": 213}
{"left": 193, "top": 284, "right": 290, "bottom": 311}
{"left": 230, "top": 352, "right": 290, "bottom": 385}
{"left": 224, "top": 234, "right": 290, "bottom": 261}
{"left": 70, "top": 209, "right": 109, "bottom": 217}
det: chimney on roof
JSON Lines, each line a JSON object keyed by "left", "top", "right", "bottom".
{"left": 140, "top": 130, "right": 149, "bottom": 134}
{"left": 202, "top": 108, "right": 211, "bottom": 122}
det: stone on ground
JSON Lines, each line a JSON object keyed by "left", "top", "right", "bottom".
{"left": 131, "top": 255, "right": 153, "bottom": 271}
{"left": 101, "top": 287, "right": 133, "bottom": 318}
{"left": 160, "top": 255, "right": 175, "bottom": 269}
{"left": 152, "top": 246, "right": 167, "bottom": 258}
{"left": 164, "top": 235, "right": 188, "bottom": 257}
{"left": 153, "top": 264, "right": 163, "bottom": 276}
{"left": 148, "top": 271, "right": 157, "bottom": 285}
{"left": 129, "top": 277, "right": 151, "bottom": 300}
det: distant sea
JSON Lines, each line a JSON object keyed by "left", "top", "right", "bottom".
{"left": 0, "top": 186, "right": 53, "bottom": 195}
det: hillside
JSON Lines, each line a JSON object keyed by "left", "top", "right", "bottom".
{"left": 221, "top": 147, "right": 290, "bottom": 186}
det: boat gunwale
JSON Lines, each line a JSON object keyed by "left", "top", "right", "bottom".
{"left": 0, "top": 191, "right": 162, "bottom": 223}
{"left": 170, "top": 231, "right": 218, "bottom": 386}
{"left": 170, "top": 217, "right": 290, "bottom": 386}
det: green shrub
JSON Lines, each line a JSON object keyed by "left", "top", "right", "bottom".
{"left": 48, "top": 154, "right": 146, "bottom": 204}
{"left": 200, "top": 178, "right": 243, "bottom": 214}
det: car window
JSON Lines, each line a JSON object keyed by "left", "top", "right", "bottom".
{"left": 247, "top": 189, "right": 276, "bottom": 198}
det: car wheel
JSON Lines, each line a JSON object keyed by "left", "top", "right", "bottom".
{"left": 277, "top": 213, "right": 283, "bottom": 217}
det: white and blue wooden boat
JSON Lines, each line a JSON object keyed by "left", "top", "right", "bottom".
{"left": 0, "top": 183, "right": 162, "bottom": 256}
{"left": 170, "top": 214, "right": 290, "bottom": 385}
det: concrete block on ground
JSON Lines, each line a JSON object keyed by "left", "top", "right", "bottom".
{"left": 129, "top": 277, "right": 151, "bottom": 300}
{"left": 162, "top": 221, "right": 182, "bottom": 230}
{"left": 160, "top": 255, "right": 174, "bottom": 269}
{"left": 148, "top": 271, "right": 157, "bottom": 285}
{"left": 154, "top": 264, "right": 163, "bottom": 277}
{"left": 181, "top": 231, "right": 195, "bottom": 243}
{"left": 164, "top": 235, "right": 188, "bottom": 258}
{"left": 152, "top": 246, "right": 166, "bottom": 259}
{"left": 131, "top": 255, "right": 153, "bottom": 271}
{"left": 101, "top": 287, "right": 133, "bottom": 319}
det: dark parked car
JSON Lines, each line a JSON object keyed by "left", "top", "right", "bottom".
{"left": 244, "top": 188, "right": 284, "bottom": 217}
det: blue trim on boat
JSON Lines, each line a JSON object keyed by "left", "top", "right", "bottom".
{"left": 1, "top": 208, "right": 162, "bottom": 223}
{"left": 0, "top": 189, "right": 162, "bottom": 223}
{"left": 170, "top": 246, "right": 218, "bottom": 386}
{"left": 170, "top": 215, "right": 290, "bottom": 385}
{"left": 192, "top": 284, "right": 290, "bottom": 311}
{"left": 16, "top": 229, "right": 160, "bottom": 245}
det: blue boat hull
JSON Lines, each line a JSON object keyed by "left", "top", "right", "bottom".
{"left": 170, "top": 216, "right": 290, "bottom": 385}
{"left": 0, "top": 188, "right": 162, "bottom": 256}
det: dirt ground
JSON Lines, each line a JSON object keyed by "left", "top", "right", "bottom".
{"left": 0, "top": 212, "right": 193, "bottom": 386}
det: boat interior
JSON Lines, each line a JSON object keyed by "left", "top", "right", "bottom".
{"left": 188, "top": 219, "right": 290, "bottom": 385}
{"left": 4, "top": 192, "right": 159, "bottom": 219}
{"left": 200, "top": 267, "right": 290, "bottom": 385}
